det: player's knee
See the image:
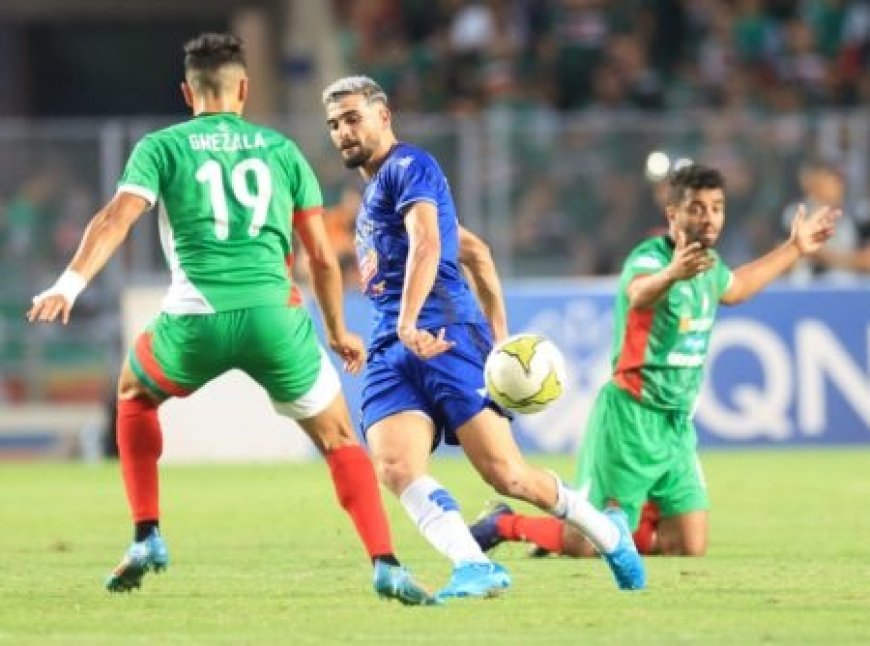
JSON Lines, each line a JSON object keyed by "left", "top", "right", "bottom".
{"left": 296, "top": 401, "right": 358, "bottom": 453}
{"left": 680, "top": 537, "right": 707, "bottom": 557}
{"left": 311, "top": 419, "right": 357, "bottom": 452}
{"left": 117, "top": 370, "right": 157, "bottom": 403}
{"left": 317, "top": 430, "right": 357, "bottom": 453}
{"left": 373, "top": 455, "right": 415, "bottom": 495}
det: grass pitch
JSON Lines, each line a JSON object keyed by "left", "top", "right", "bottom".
{"left": 1, "top": 449, "right": 869, "bottom": 644}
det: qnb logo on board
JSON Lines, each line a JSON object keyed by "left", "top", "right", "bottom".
{"left": 697, "top": 319, "right": 870, "bottom": 441}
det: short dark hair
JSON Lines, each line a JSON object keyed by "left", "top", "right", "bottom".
{"left": 667, "top": 164, "right": 725, "bottom": 205}
{"left": 183, "top": 33, "right": 246, "bottom": 94}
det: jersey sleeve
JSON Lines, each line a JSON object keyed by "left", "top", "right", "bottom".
{"left": 390, "top": 154, "right": 441, "bottom": 214}
{"left": 285, "top": 142, "right": 323, "bottom": 226}
{"left": 712, "top": 252, "right": 734, "bottom": 297}
{"left": 618, "top": 244, "right": 669, "bottom": 291}
{"left": 117, "top": 135, "right": 162, "bottom": 206}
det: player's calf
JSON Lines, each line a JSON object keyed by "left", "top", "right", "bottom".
{"left": 470, "top": 502, "right": 570, "bottom": 556}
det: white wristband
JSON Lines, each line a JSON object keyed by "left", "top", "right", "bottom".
{"left": 33, "top": 270, "right": 88, "bottom": 306}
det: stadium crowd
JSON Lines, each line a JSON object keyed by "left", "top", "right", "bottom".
{"left": 322, "top": 0, "right": 870, "bottom": 279}
{"left": 332, "top": 0, "right": 870, "bottom": 113}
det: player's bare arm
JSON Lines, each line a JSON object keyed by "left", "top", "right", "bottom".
{"left": 294, "top": 209, "right": 366, "bottom": 374}
{"left": 397, "top": 200, "right": 454, "bottom": 359}
{"left": 721, "top": 204, "right": 840, "bottom": 305}
{"left": 628, "top": 230, "right": 713, "bottom": 309}
{"left": 458, "top": 225, "right": 508, "bottom": 343}
{"left": 27, "top": 191, "right": 150, "bottom": 325}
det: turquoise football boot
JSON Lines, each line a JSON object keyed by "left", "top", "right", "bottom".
{"left": 601, "top": 507, "right": 646, "bottom": 590}
{"left": 437, "top": 561, "right": 511, "bottom": 600}
{"left": 373, "top": 561, "right": 440, "bottom": 606}
{"left": 105, "top": 528, "right": 169, "bottom": 592}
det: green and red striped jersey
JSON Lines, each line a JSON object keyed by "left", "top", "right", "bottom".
{"left": 610, "top": 235, "right": 733, "bottom": 411}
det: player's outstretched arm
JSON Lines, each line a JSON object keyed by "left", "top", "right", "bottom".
{"left": 398, "top": 201, "right": 454, "bottom": 359}
{"left": 628, "top": 230, "right": 713, "bottom": 309}
{"left": 721, "top": 204, "right": 840, "bottom": 305}
{"left": 27, "top": 192, "right": 150, "bottom": 325}
{"left": 294, "top": 210, "right": 365, "bottom": 373}
{"left": 458, "top": 225, "right": 508, "bottom": 343}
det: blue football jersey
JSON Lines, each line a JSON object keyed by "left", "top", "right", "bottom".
{"left": 355, "top": 142, "right": 485, "bottom": 350}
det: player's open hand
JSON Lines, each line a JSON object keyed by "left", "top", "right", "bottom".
{"left": 27, "top": 293, "right": 74, "bottom": 326}
{"left": 329, "top": 332, "right": 367, "bottom": 375}
{"left": 398, "top": 325, "right": 455, "bottom": 360}
{"left": 667, "top": 229, "right": 714, "bottom": 281}
{"left": 789, "top": 203, "right": 841, "bottom": 255}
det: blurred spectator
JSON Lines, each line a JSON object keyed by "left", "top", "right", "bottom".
{"left": 4, "top": 165, "right": 65, "bottom": 263}
{"left": 294, "top": 183, "right": 363, "bottom": 291}
{"left": 324, "top": 183, "right": 361, "bottom": 260}
{"left": 733, "top": 0, "right": 774, "bottom": 64}
{"left": 770, "top": 18, "right": 828, "bottom": 106}
{"left": 53, "top": 185, "right": 96, "bottom": 259}
{"left": 591, "top": 172, "right": 646, "bottom": 273}
{"left": 546, "top": 0, "right": 612, "bottom": 110}
{"left": 781, "top": 157, "right": 858, "bottom": 282}
{"left": 325, "top": 184, "right": 363, "bottom": 289}
{"left": 607, "top": 33, "right": 664, "bottom": 110}
{"left": 815, "top": 242, "right": 870, "bottom": 272}
{"left": 814, "top": 169, "right": 870, "bottom": 273}
{"left": 511, "top": 177, "right": 576, "bottom": 273}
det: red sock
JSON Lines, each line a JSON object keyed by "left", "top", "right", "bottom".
{"left": 325, "top": 445, "right": 394, "bottom": 560}
{"left": 632, "top": 502, "right": 661, "bottom": 554}
{"left": 496, "top": 514, "right": 566, "bottom": 554}
{"left": 116, "top": 397, "right": 163, "bottom": 523}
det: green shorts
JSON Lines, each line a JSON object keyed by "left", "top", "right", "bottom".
{"left": 128, "top": 305, "right": 339, "bottom": 419}
{"left": 574, "top": 382, "right": 708, "bottom": 530}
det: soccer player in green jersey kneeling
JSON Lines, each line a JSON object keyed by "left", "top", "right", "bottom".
{"left": 470, "top": 164, "right": 840, "bottom": 558}
{"left": 27, "top": 33, "right": 436, "bottom": 605}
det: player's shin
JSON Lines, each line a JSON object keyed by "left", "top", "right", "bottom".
{"left": 400, "top": 475, "right": 489, "bottom": 565}
{"left": 548, "top": 474, "right": 619, "bottom": 554}
{"left": 116, "top": 396, "right": 163, "bottom": 536}
{"left": 325, "top": 445, "right": 396, "bottom": 562}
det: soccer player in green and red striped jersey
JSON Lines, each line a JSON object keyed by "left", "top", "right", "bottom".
{"left": 27, "top": 32, "right": 435, "bottom": 605}
{"left": 470, "top": 164, "right": 839, "bottom": 558}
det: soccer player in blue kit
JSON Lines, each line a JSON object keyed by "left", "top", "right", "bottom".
{"left": 323, "top": 76, "right": 646, "bottom": 598}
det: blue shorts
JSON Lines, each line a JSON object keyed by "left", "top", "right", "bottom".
{"left": 361, "top": 322, "right": 506, "bottom": 449}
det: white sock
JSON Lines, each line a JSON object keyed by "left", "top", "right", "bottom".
{"left": 551, "top": 476, "right": 619, "bottom": 554}
{"left": 399, "top": 475, "right": 489, "bottom": 566}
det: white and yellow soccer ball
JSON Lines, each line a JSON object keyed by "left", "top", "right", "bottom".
{"left": 484, "top": 333, "right": 567, "bottom": 414}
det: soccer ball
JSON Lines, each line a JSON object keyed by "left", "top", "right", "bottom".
{"left": 484, "top": 333, "right": 567, "bottom": 414}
